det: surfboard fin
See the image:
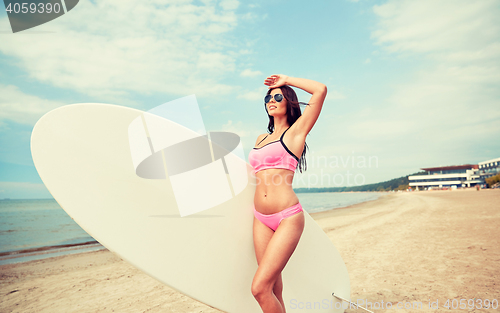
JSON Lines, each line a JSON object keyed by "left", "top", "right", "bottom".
{"left": 332, "top": 293, "right": 374, "bottom": 313}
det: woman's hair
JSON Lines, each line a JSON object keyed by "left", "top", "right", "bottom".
{"left": 265, "top": 85, "right": 308, "bottom": 173}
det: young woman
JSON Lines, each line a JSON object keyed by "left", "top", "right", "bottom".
{"left": 248, "top": 74, "right": 327, "bottom": 312}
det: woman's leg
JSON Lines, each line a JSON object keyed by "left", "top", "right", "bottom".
{"left": 253, "top": 217, "right": 285, "bottom": 310}
{"left": 252, "top": 212, "right": 305, "bottom": 313}
{"left": 274, "top": 274, "right": 285, "bottom": 309}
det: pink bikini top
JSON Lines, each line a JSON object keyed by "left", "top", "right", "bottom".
{"left": 248, "top": 127, "right": 299, "bottom": 173}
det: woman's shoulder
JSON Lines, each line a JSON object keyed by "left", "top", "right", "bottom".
{"left": 254, "top": 133, "right": 268, "bottom": 145}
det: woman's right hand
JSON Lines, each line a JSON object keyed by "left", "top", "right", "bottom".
{"left": 264, "top": 74, "right": 289, "bottom": 89}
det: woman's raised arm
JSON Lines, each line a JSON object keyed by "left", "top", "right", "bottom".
{"left": 264, "top": 74, "right": 327, "bottom": 136}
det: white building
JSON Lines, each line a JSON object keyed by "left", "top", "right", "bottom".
{"left": 409, "top": 157, "right": 500, "bottom": 189}
{"left": 478, "top": 157, "right": 500, "bottom": 180}
{"left": 409, "top": 164, "right": 482, "bottom": 189}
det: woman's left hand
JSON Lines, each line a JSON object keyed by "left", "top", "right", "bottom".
{"left": 264, "top": 74, "right": 289, "bottom": 89}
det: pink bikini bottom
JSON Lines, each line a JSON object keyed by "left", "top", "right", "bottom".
{"left": 253, "top": 202, "right": 303, "bottom": 231}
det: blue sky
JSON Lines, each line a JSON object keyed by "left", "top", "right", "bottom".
{"left": 1, "top": 0, "right": 499, "bottom": 198}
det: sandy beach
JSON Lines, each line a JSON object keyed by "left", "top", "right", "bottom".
{"left": 1, "top": 189, "right": 499, "bottom": 312}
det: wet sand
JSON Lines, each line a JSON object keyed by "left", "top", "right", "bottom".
{"left": 1, "top": 189, "right": 499, "bottom": 312}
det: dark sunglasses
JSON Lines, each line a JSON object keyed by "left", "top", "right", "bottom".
{"left": 264, "top": 93, "right": 284, "bottom": 103}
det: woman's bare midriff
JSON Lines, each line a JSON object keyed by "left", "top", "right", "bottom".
{"left": 253, "top": 168, "right": 300, "bottom": 215}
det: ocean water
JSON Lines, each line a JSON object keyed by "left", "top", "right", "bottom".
{"left": 0, "top": 199, "right": 103, "bottom": 265}
{"left": 0, "top": 192, "right": 382, "bottom": 265}
{"left": 297, "top": 192, "right": 382, "bottom": 213}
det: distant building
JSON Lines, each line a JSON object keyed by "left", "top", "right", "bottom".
{"left": 409, "top": 157, "right": 500, "bottom": 189}
{"left": 409, "top": 164, "right": 482, "bottom": 189}
{"left": 478, "top": 157, "right": 500, "bottom": 180}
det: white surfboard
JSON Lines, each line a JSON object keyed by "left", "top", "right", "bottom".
{"left": 31, "top": 102, "right": 350, "bottom": 312}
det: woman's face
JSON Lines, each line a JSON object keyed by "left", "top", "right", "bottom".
{"left": 266, "top": 88, "right": 287, "bottom": 117}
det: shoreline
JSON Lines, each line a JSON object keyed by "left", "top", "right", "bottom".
{"left": 309, "top": 192, "right": 392, "bottom": 219}
{"left": 0, "top": 242, "right": 105, "bottom": 266}
{"left": 1, "top": 189, "right": 498, "bottom": 312}
{"left": 1, "top": 192, "right": 384, "bottom": 266}
{"left": 0, "top": 240, "right": 100, "bottom": 258}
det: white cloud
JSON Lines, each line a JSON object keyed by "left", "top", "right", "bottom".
{"left": 219, "top": 0, "right": 239, "bottom": 11}
{"left": 221, "top": 119, "right": 255, "bottom": 138}
{"left": 0, "top": 85, "right": 65, "bottom": 125}
{"left": 304, "top": 0, "right": 500, "bottom": 185}
{"left": 237, "top": 86, "right": 267, "bottom": 101}
{"left": 240, "top": 69, "right": 263, "bottom": 78}
{"left": 372, "top": 0, "right": 500, "bottom": 57}
{"left": 0, "top": 0, "right": 247, "bottom": 102}
{"left": 367, "top": 0, "right": 500, "bottom": 141}
{"left": 325, "top": 90, "right": 346, "bottom": 100}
